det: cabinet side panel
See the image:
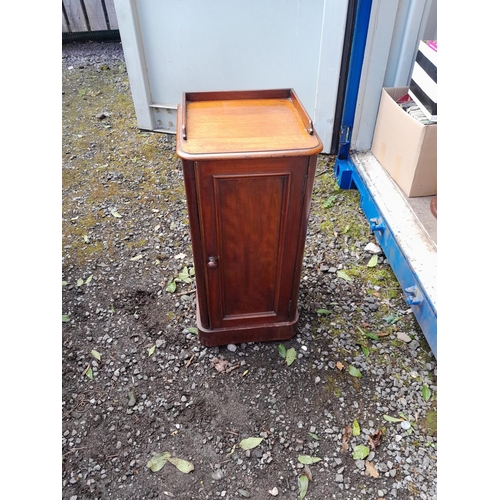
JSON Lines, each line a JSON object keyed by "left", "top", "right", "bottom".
{"left": 215, "top": 173, "right": 290, "bottom": 319}
{"left": 181, "top": 159, "right": 210, "bottom": 329}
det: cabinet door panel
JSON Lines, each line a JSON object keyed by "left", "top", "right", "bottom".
{"left": 196, "top": 158, "right": 308, "bottom": 329}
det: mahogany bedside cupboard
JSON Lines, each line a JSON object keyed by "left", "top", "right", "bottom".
{"left": 176, "top": 89, "right": 323, "bottom": 347}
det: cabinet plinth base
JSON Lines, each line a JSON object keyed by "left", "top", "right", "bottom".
{"left": 196, "top": 306, "right": 299, "bottom": 347}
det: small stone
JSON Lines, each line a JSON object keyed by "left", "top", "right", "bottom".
{"left": 409, "top": 340, "right": 420, "bottom": 351}
{"left": 127, "top": 390, "right": 136, "bottom": 407}
{"left": 355, "top": 460, "right": 365, "bottom": 470}
{"left": 365, "top": 242, "right": 381, "bottom": 254}
{"left": 269, "top": 487, "right": 279, "bottom": 496}
{"left": 227, "top": 344, "right": 237, "bottom": 352}
{"left": 397, "top": 332, "right": 412, "bottom": 343}
{"left": 211, "top": 469, "right": 224, "bottom": 480}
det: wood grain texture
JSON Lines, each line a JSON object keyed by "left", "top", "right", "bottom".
{"left": 177, "top": 89, "right": 322, "bottom": 345}
{"left": 177, "top": 89, "right": 322, "bottom": 159}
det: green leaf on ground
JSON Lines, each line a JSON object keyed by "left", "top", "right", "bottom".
{"left": 352, "top": 445, "right": 370, "bottom": 460}
{"left": 298, "top": 475, "right": 309, "bottom": 500}
{"left": 147, "top": 452, "right": 171, "bottom": 472}
{"left": 175, "top": 266, "right": 192, "bottom": 283}
{"left": 285, "top": 347, "right": 297, "bottom": 366}
{"left": 62, "top": 281, "right": 68, "bottom": 286}
{"left": 383, "top": 414, "right": 404, "bottom": 423}
{"left": 187, "top": 327, "right": 198, "bottom": 335}
{"left": 308, "top": 432, "right": 319, "bottom": 441}
{"left": 316, "top": 309, "right": 332, "bottom": 315}
{"left": 85, "top": 367, "right": 93, "bottom": 380}
{"left": 148, "top": 346, "right": 156, "bottom": 357}
{"left": 367, "top": 255, "right": 378, "bottom": 267}
{"left": 111, "top": 211, "right": 122, "bottom": 218}
{"left": 278, "top": 344, "right": 287, "bottom": 359}
{"left": 85, "top": 275, "right": 93, "bottom": 284}
{"left": 62, "top": 315, "right": 70, "bottom": 322}
{"left": 166, "top": 280, "right": 176, "bottom": 293}
{"left": 422, "top": 385, "right": 431, "bottom": 401}
{"left": 348, "top": 365, "right": 362, "bottom": 378}
{"left": 352, "top": 419, "right": 360, "bottom": 436}
{"left": 357, "top": 326, "right": 379, "bottom": 341}
{"left": 237, "top": 489, "right": 250, "bottom": 498}
{"left": 76, "top": 278, "right": 84, "bottom": 287}
{"left": 166, "top": 456, "right": 194, "bottom": 473}
{"left": 298, "top": 455, "right": 322, "bottom": 465}
{"left": 91, "top": 350, "right": 101, "bottom": 361}
{"left": 337, "top": 270, "right": 352, "bottom": 282}
{"left": 239, "top": 437, "right": 263, "bottom": 450}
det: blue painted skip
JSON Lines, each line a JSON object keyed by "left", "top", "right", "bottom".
{"left": 333, "top": 0, "right": 437, "bottom": 357}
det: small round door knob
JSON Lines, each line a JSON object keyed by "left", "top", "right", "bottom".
{"left": 207, "top": 256, "right": 218, "bottom": 269}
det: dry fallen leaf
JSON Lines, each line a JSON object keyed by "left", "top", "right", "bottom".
{"left": 369, "top": 430, "right": 382, "bottom": 450}
{"left": 375, "top": 331, "right": 391, "bottom": 337}
{"left": 211, "top": 357, "right": 229, "bottom": 372}
{"left": 365, "top": 460, "right": 380, "bottom": 478}
{"left": 342, "top": 425, "right": 352, "bottom": 452}
{"left": 336, "top": 361, "right": 344, "bottom": 371}
{"left": 303, "top": 464, "right": 313, "bottom": 481}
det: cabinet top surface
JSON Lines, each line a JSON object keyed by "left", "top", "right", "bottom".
{"left": 176, "top": 91, "right": 322, "bottom": 159}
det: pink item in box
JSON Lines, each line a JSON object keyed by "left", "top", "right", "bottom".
{"left": 426, "top": 40, "right": 437, "bottom": 52}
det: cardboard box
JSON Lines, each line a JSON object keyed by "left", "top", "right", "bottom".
{"left": 371, "top": 87, "right": 437, "bottom": 197}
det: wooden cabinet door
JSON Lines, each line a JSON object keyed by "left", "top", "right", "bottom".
{"left": 195, "top": 157, "right": 309, "bottom": 330}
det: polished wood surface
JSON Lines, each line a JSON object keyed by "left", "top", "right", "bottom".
{"left": 177, "top": 89, "right": 322, "bottom": 346}
{"left": 177, "top": 89, "right": 322, "bottom": 159}
{"left": 196, "top": 157, "right": 308, "bottom": 330}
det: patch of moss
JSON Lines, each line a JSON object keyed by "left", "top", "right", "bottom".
{"left": 125, "top": 238, "right": 147, "bottom": 250}
{"left": 324, "top": 375, "right": 343, "bottom": 398}
{"left": 416, "top": 410, "right": 438, "bottom": 438}
{"left": 313, "top": 171, "right": 369, "bottom": 241}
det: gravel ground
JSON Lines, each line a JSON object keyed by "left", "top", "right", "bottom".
{"left": 62, "top": 41, "right": 437, "bottom": 500}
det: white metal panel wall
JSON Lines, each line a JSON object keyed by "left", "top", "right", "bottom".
{"left": 351, "top": 0, "right": 437, "bottom": 152}
{"left": 114, "top": 0, "right": 349, "bottom": 152}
